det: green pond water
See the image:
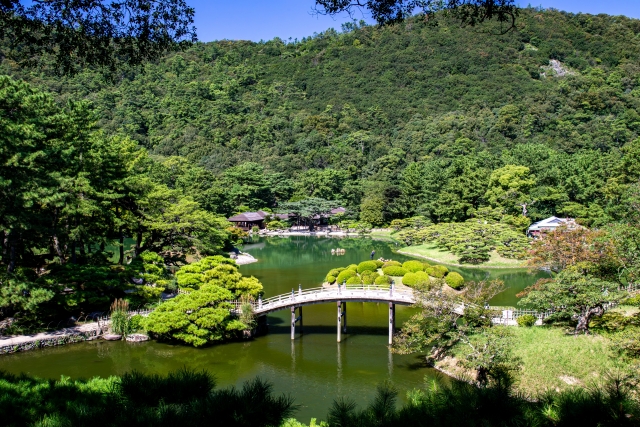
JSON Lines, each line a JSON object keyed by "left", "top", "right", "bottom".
{"left": 0, "top": 236, "right": 548, "bottom": 420}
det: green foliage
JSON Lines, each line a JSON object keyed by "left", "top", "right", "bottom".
{"left": 346, "top": 276, "right": 363, "bottom": 285}
{"left": 401, "top": 271, "right": 431, "bottom": 289}
{"left": 346, "top": 264, "right": 358, "bottom": 271}
{"left": 278, "top": 198, "right": 340, "bottom": 230}
{"left": 518, "top": 268, "right": 625, "bottom": 334}
{"left": 516, "top": 314, "right": 537, "bottom": 327}
{"left": 382, "top": 261, "right": 402, "bottom": 268}
{"left": 361, "top": 272, "right": 379, "bottom": 285}
{"left": 175, "top": 256, "right": 262, "bottom": 298}
{"left": 266, "top": 220, "right": 289, "bottom": 230}
{"left": 399, "top": 221, "right": 529, "bottom": 264}
{"left": 143, "top": 285, "right": 244, "bottom": 347}
{"left": 5, "top": 10, "right": 640, "bottom": 232}
{"left": 0, "top": 369, "right": 295, "bottom": 426}
{"left": 357, "top": 261, "right": 378, "bottom": 274}
{"left": 426, "top": 265, "right": 449, "bottom": 279}
{"left": 129, "top": 251, "right": 172, "bottom": 301}
{"left": 624, "top": 294, "right": 640, "bottom": 307}
{"left": 110, "top": 299, "right": 131, "bottom": 337}
{"left": 0, "top": 271, "right": 55, "bottom": 324}
{"left": 359, "top": 194, "right": 386, "bottom": 226}
{"left": 325, "top": 275, "right": 336, "bottom": 284}
{"left": 336, "top": 269, "right": 357, "bottom": 284}
{"left": 402, "top": 260, "right": 424, "bottom": 273}
{"left": 382, "top": 266, "right": 408, "bottom": 276}
{"left": 444, "top": 272, "right": 465, "bottom": 290}
{"left": 484, "top": 165, "right": 536, "bottom": 215}
{"left": 590, "top": 311, "right": 636, "bottom": 332}
{"left": 129, "top": 315, "right": 145, "bottom": 332}
{"left": 373, "top": 260, "right": 384, "bottom": 268}
{"left": 375, "top": 275, "right": 392, "bottom": 285}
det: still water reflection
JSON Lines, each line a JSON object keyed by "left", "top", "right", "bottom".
{"left": 0, "top": 236, "right": 547, "bottom": 420}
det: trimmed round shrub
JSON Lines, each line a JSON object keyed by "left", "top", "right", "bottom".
{"left": 422, "top": 262, "right": 432, "bottom": 269}
{"left": 327, "top": 268, "right": 342, "bottom": 277}
{"left": 326, "top": 275, "right": 336, "bottom": 284}
{"left": 346, "top": 276, "right": 363, "bottom": 285}
{"left": 426, "top": 265, "right": 449, "bottom": 278}
{"left": 361, "top": 272, "right": 378, "bottom": 285}
{"left": 373, "top": 260, "right": 384, "bottom": 268}
{"left": 517, "top": 314, "right": 537, "bottom": 327}
{"left": 402, "top": 260, "right": 424, "bottom": 273}
{"left": 336, "top": 269, "right": 357, "bottom": 284}
{"left": 382, "top": 261, "right": 402, "bottom": 268}
{"left": 375, "top": 275, "right": 392, "bottom": 285}
{"left": 402, "top": 271, "right": 431, "bottom": 288}
{"left": 346, "top": 264, "right": 358, "bottom": 271}
{"left": 357, "top": 261, "right": 378, "bottom": 274}
{"left": 382, "top": 266, "right": 408, "bottom": 277}
{"left": 445, "top": 272, "right": 465, "bottom": 289}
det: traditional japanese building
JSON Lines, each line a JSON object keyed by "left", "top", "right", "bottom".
{"left": 527, "top": 216, "right": 580, "bottom": 237}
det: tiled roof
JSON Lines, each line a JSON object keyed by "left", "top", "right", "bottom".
{"left": 228, "top": 212, "right": 266, "bottom": 222}
{"left": 528, "top": 216, "right": 568, "bottom": 231}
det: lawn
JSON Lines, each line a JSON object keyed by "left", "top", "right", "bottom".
{"left": 437, "top": 326, "right": 631, "bottom": 397}
{"left": 398, "top": 243, "right": 525, "bottom": 269}
{"left": 369, "top": 229, "right": 396, "bottom": 240}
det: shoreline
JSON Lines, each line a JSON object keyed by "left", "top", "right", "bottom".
{"left": 396, "top": 250, "right": 527, "bottom": 270}
{"left": 257, "top": 231, "right": 365, "bottom": 237}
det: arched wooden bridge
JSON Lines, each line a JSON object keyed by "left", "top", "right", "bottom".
{"left": 233, "top": 284, "right": 415, "bottom": 344}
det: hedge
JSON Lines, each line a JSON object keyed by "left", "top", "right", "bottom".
{"left": 346, "top": 264, "right": 358, "bottom": 271}
{"left": 427, "top": 265, "right": 449, "bottom": 278}
{"left": 382, "top": 266, "right": 408, "bottom": 276}
{"left": 444, "top": 272, "right": 465, "bottom": 289}
{"left": 328, "top": 268, "right": 343, "bottom": 277}
{"left": 361, "top": 272, "right": 379, "bottom": 284}
{"left": 375, "top": 275, "right": 392, "bottom": 285}
{"left": 382, "top": 261, "right": 402, "bottom": 268}
{"left": 373, "top": 260, "right": 384, "bottom": 268}
{"left": 346, "top": 276, "right": 363, "bottom": 285}
{"left": 326, "top": 275, "right": 336, "bottom": 284}
{"left": 402, "top": 271, "right": 431, "bottom": 288}
{"left": 336, "top": 269, "right": 357, "bottom": 284}
{"left": 517, "top": 314, "right": 537, "bottom": 327}
{"left": 357, "top": 261, "right": 379, "bottom": 274}
{"left": 402, "top": 260, "right": 424, "bottom": 273}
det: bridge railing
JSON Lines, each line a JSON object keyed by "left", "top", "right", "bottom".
{"left": 228, "top": 284, "right": 415, "bottom": 313}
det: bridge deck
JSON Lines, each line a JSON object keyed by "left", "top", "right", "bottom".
{"left": 245, "top": 285, "right": 414, "bottom": 315}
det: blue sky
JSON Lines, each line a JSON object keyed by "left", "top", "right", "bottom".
{"left": 188, "top": 1, "right": 640, "bottom": 42}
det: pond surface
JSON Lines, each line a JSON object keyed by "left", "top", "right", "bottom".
{"left": 0, "top": 236, "right": 547, "bottom": 421}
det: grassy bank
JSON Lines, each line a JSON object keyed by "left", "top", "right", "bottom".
{"left": 439, "top": 326, "right": 631, "bottom": 396}
{"left": 369, "top": 229, "right": 396, "bottom": 240}
{"left": 399, "top": 243, "right": 525, "bottom": 269}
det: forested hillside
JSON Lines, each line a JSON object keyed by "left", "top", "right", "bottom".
{"left": 3, "top": 8, "right": 640, "bottom": 225}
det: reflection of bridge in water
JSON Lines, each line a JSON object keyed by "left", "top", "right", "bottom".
{"left": 235, "top": 285, "right": 414, "bottom": 344}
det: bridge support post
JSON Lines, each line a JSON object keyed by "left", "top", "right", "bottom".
{"left": 299, "top": 306, "right": 303, "bottom": 334}
{"left": 291, "top": 306, "right": 302, "bottom": 339}
{"left": 388, "top": 303, "right": 395, "bottom": 345}
{"left": 342, "top": 302, "right": 347, "bottom": 334}
{"left": 337, "top": 301, "right": 342, "bottom": 342}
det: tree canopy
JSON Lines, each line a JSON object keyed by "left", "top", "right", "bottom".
{"left": 0, "top": 0, "right": 196, "bottom": 74}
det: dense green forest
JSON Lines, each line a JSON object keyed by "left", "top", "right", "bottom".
{"left": 4, "top": 7, "right": 640, "bottom": 328}
{"left": 3, "top": 8, "right": 640, "bottom": 226}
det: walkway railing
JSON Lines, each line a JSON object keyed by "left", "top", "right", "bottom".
{"left": 228, "top": 284, "right": 414, "bottom": 315}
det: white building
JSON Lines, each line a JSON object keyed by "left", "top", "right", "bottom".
{"left": 527, "top": 216, "right": 579, "bottom": 237}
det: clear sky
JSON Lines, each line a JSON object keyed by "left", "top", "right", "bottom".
{"left": 188, "top": 1, "right": 640, "bottom": 43}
